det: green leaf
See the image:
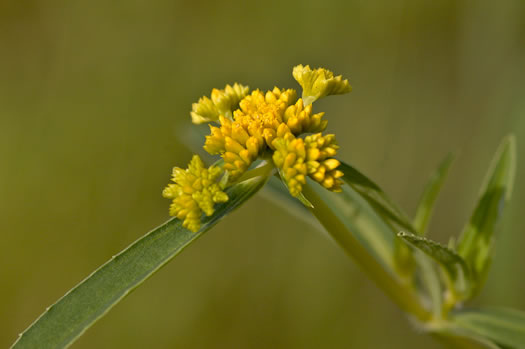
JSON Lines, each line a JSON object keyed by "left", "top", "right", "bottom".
{"left": 338, "top": 162, "right": 415, "bottom": 233}
{"left": 302, "top": 179, "right": 433, "bottom": 323}
{"left": 398, "top": 232, "right": 471, "bottom": 297}
{"left": 337, "top": 162, "right": 426, "bottom": 283}
{"left": 339, "top": 162, "right": 446, "bottom": 312}
{"left": 434, "top": 327, "right": 503, "bottom": 349}
{"left": 451, "top": 307, "right": 525, "bottom": 349}
{"left": 11, "top": 175, "right": 268, "bottom": 349}
{"left": 457, "top": 135, "right": 516, "bottom": 295}
{"left": 413, "top": 153, "right": 455, "bottom": 235}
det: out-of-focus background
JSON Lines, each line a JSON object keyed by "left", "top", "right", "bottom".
{"left": 1, "top": 0, "right": 524, "bottom": 348}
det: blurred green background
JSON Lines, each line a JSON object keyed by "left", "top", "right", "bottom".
{"left": 1, "top": 0, "right": 524, "bottom": 348}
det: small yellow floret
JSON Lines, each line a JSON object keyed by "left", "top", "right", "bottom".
{"left": 293, "top": 65, "right": 351, "bottom": 105}
{"left": 272, "top": 132, "right": 308, "bottom": 197}
{"left": 239, "top": 88, "right": 297, "bottom": 114}
{"left": 191, "top": 83, "right": 249, "bottom": 124}
{"left": 304, "top": 133, "right": 344, "bottom": 192}
{"left": 190, "top": 96, "right": 218, "bottom": 125}
{"left": 283, "top": 98, "right": 327, "bottom": 134}
{"left": 204, "top": 115, "right": 263, "bottom": 180}
{"left": 163, "top": 155, "right": 228, "bottom": 232}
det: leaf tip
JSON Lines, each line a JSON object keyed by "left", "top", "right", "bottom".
{"left": 501, "top": 133, "right": 517, "bottom": 200}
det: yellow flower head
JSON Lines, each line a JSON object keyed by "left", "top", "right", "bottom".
{"left": 168, "top": 64, "right": 350, "bottom": 228}
{"left": 272, "top": 126, "right": 308, "bottom": 197}
{"left": 163, "top": 155, "right": 228, "bottom": 232}
{"left": 203, "top": 88, "right": 298, "bottom": 180}
{"left": 293, "top": 64, "right": 351, "bottom": 105}
{"left": 283, "top": 98, "right": 327, "bottom": 134}
{"left": 190, "top": 96, "right": 217, "bottom": 125}
{"left": 239, "top": 88, "right": 297, "bottom": 116}
{"left": 304, "top": 133, "right": 344, "bottom": 192}
{"left": 191, "top": 83, "right": 250, "bottom": 124}
{"left": 204, "top": 115, "right": 264, "bottom": 180}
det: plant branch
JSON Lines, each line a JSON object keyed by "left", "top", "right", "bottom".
{"left": 303, "top": 185, "right": 433, "bottom": 323}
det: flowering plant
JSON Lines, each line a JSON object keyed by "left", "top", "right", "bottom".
{"left": 12, "top": 65, "right": 524, "bottom": 349}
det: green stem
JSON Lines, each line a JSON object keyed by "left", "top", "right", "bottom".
{"left": 303, "top": 185, "right": 433, "bottom": 323}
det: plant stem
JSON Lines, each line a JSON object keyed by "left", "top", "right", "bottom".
{"left": 303, "top": 185, "right": 433, "bottom": 323}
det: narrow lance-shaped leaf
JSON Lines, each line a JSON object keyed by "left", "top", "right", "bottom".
{"left": 450, "top": 307, "right": 525, "bottom": 349}
{"left": 413, "top": 153, "right": 455, "bottom": 235}
{"left": 457, "top": 135, "right": 516, "bottom": 295}
{"left": 338, "top": 162, "right": 415, "bottom": 232}
{"left": 409, "top": 154, "right": 454, "bottom": 316}
{"left": 337, "top": 162, "right": 420, "bottom": 280}
{"left": 11, "top": 175, "right": 269, "bottom": 349}
{"left": 434, "top": 326, "right": 504, "bottom": 349}
{"left": 267, "top": 161, "right": 419, "bottom": 238}
{"left": 398, "top": 232, "right": 471, "bottom": 298}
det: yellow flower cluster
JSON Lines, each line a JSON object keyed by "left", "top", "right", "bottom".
{"left": 191, "top": 83, "right": 249, "bottom": 124}
{"left": 272, "top": 125, "right": 308, "bottom": 197}
{"left": 270, "top": 125, "right": 343, "bottom": 196}
{"left": 293, "top": 65, "right": 352, "bottom": 105}
{"left": 304, "top": 133, "right": 344, "bottom": 192}
{"left": 283, "top": 98, "right": 327, "bottom": 134}
{"left": 162, "top": 155, "right": 228, "bottom": 232}
{"left": 164, "top": 64, "right": 351, "bottom": 231}
{"left": 204, "top": 88, "right": 299, "bottom": 179}
{"left": 203, "top": 86, "right": 333, "bottom": 183}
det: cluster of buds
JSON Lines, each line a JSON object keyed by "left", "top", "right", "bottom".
{"left": 305, "top": 133, "right": 344, "bottom": 192}
{"left": 162, "top": 155, "right": 228, "bottom": 232}
{"left": 190, "top": 83, "right": 250, "bottom": 124}
{"left": 272, "top": 125, "right": 308, "bottom": 197}
{"left": 164, "top": 65, "right": 351, "bottom": 231}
